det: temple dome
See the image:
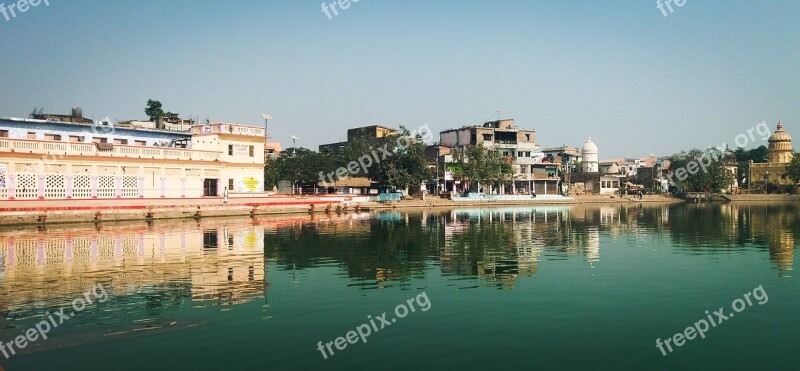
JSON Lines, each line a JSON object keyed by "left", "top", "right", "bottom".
{"left": 769, "top": 122, "right": 792, "bottom": 143}
{"left": 582, "top": 137, "right": 598, "bottom": 154}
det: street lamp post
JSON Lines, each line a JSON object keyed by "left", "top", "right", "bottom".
{"left": 289, "top": 135, "right": 299, "bottom": 155}
{"left": 260, "top": 114, "right": 272, "bottom": 137}
{"left": 261, "top": 114, "right": 272, "bottom": 163}
{"left": 764, "top": 171, "right": 769, "bottom": 194}
{"left": 289, "top": 135, "right": 299, "bottom": 194}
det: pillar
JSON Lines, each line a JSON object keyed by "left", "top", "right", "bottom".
{"left": 66, "top": 237, "right": 73, "bottom": 263}
{"left": 38, "top": 175, "right": 45, "bottom": 199}
{"left": 8, "top": 175, "right": 15, "bottom": 200}
{"left": 115, "top": 176, "right": 122, "bottom": 198}
{"left": 66, "top": 175, "right": 73, "bottom": 199}
{"left": 91, "top": 176, "right": 98, "bottom": 198}
{"left": 138, "top": 176, "right": 145, "bottom": 198}
{"left": 37, "top": 241, "right": 46, "bottom": 266}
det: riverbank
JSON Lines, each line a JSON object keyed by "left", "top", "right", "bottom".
{"left": 0, "top": 194, "right": 683, "bottom": 226}
{"left": 725, "top": 194, "right": 800, "bottom": 202}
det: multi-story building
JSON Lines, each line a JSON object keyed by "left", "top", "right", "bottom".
{"left": 439, "top": 119, "right": 560, "bottom": 194}
{"left": 319, "top": 125, "right": 397, "bottom": 154}
{"left": 542, "top": 146, "right": 582, "bottom": 171}
{"left": 0, "top": 114, "right": 266, "bottom": 200}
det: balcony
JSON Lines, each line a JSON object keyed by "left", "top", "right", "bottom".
{"left": 192, "top": 123, "right": 265, "bottom": 137}
{"left": 0, "top": 138, "right": 221, "bottom": 162}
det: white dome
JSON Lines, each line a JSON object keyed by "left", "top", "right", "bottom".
{"left": 582, "top": 137, "right": 598, "bottom": 154}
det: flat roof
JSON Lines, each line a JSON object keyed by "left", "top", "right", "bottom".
{"left": 0, "top": 117, "right": 190, "bottom": 136}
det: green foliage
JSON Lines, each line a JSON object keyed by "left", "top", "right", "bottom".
{"left": 668, "top": 148, "right": 734, "bottom": 192}
{"left": 453, "top": 144, "right": 513, "bottom": 191}
{"left": 335, "top": 127, "right": 431, "bottom": 191}
{"left": 145, "top": 99, "right": 165, "bottom": 121}
{"left": 631, "top": 167, "right": 656, "bottom": 189}
{"left": 572, "top": 161, "right": 583, "bottom": 174}
{"left": 733, "top": 145, "right": 769, "bottom": 182}
{"left": 786, "top": 153, "right": 800, "bottom": 184}
{"left": 264, "top": 147, "right": 335, "bottom": 187}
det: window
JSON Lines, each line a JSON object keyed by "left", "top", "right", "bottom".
{"left": 134, "top": 140, "right": 146, "bottom": 146}
{"left": 228, "top": 144, "right": 234, "bottom": 156}
{"left": 0, "top": 130, "right": 7, "bottom": 138}
{"left": 483, "top": 134, "right": 493, "bottom": 141}
{"left": 113, "top": 139, "right": 128, "bottom": 145}
{"left": 27, "top": 132, "right": 36, "bottom": 139}
{"left": 203, "top": 231, "right": 219, "bottom": 249}
{"left": 525, "top": 134, "right": 531, "bottom": 141}
{"left": 249, "top": 145, "right": 254, "bottom": 157}
{"left": 228, "top": 178, "right": 234, "bottom": 190}
{"left": 93, "top": 137, "right": 108, "bottom": 144}
{"left": 44, "top": 134, "right": 62, "bottom": 141}
{"left": 68, "top": 135, "right": 84, "bottom": 142}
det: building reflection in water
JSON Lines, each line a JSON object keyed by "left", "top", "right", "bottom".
{"left": 670, "top": 202, "right": 796, "bottom": 275}
{"left": 0, "top": 218, "right": 268, "bottom": 313}
{"left": 0, "top": 203, "right": 795, "bottom": 316}
{"left": 730, "top": 203, "right": 796, "bottom": 275}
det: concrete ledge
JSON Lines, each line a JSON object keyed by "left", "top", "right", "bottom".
{"left": 726, "top": 194, "right": 800, "bottom": 202}
{"left": 0, "top": 195, "right": 684, "bottom": 226}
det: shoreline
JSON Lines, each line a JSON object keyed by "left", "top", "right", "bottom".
{"left": 10, "top": 193, "right": 800, "bottom": 227}
{"left": 0, "top": 194, "right": 685, "bottom": 227}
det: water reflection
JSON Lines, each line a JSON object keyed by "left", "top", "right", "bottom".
{"left": 1, "top": 222, "right": 269, "bottom": 308}
{"left": 667, "top": 203, "right": 797, "bottom": 274}
{"left": 0, "top": 203, "right": 796, "bottom": 324}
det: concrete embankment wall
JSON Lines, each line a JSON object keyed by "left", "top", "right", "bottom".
{"left": 0, "top": 195, "right": 684, "bottom": 227}
{"left": 0, "top": 200, "right": 343, "bottom": 227}
{"left": 725, "top": 194, "right": 800, "bottom": 202}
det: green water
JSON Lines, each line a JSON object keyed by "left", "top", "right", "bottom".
{"left": 0, "top": 203, "right": 797, "bottom": 370}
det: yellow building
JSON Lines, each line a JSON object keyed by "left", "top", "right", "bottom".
{"left": 750, "top": 122, "right": 795, "bottom": 187}
{"left": 0, "top": 117, "right": 265, "bottom": 200}
{"left": 0, "top": 219, "right": 267, "bottom": 309}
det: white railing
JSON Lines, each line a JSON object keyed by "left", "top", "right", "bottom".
{"left": 0, "top": 138, "right": 222, "bottom": 162}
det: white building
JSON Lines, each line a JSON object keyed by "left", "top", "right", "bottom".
{"left": 0, "top": 117, "right": 266, "bottom": 200}
{"left": 582, "top": 137, "right": 599, "bottom": 173}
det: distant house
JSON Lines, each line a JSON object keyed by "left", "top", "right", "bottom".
{"left": 318, "top": 177, "right": 375, "bottom": 195}
{"left": 439, "top": 119, "right": 558, "bottom": 194}
{"left": 319, "top": 125, "right": 397, "bottom": 155}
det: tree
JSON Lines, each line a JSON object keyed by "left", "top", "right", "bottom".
{"left": 786, "top": 153, "right": 800, "bottom": 183}
{"left": 264, "top": 148, "right": 335, "bottom": 189}
{"left": 335, "top": 127, "right": 431, "bottom": 191}
{"left": 733, "top": 145, "right": 769, "bottom": 184}
{"left": 145, "top": 99, "right": 165, "bottom": 121}
{"left": 668, "top": 148, "right": 734, "bottom": 192}
{"left": 454, "top": 144, "right": 513, "bottom": 192}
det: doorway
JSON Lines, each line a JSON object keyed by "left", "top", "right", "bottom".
{"left": 203, "top": 179, "right": 218, "bottom": 196}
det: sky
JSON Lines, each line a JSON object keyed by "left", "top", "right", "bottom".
{"left": 0, "top": 0, "right": 798, "bottom": 159}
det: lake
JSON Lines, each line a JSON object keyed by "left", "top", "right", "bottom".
{"left": 0, "top": 203, "right": 797, "bottom": 370}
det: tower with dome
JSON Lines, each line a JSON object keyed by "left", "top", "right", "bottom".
{"left": 582, "top": 137, "right": 599, "bottom": 173}
{"left": 749, "top": 122, "right": 795, "bottom": 188}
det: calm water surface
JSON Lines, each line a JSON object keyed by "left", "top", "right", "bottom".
{"left": 0, "top": 203, "right": 798, "bottom": 370}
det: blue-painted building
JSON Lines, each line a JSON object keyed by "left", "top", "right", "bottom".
{"left": 0, "top": 117, "right": 190, "bottom": 147}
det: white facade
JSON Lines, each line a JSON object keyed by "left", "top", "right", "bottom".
{"left": 582, "top": 137, "right": 599, "bottom": 173}
{"left": 0, "top": 119, "right": 265, "bottom": 200}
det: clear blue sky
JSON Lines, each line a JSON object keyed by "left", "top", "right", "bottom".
{"left": 1, "top": 0, "right": 797, "bottom": 158}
